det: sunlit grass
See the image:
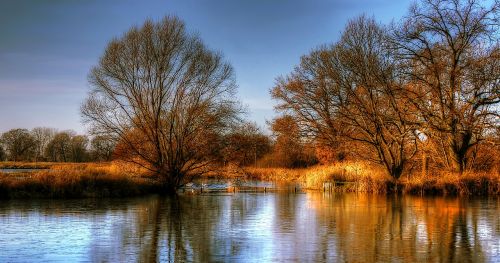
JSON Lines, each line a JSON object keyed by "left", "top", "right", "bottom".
{"left": 245, "top": 162, "right": 499, "bottom": 195}
{"left": 246, "top": 162, "right": 391, "bottom": 193}
{"left": 402, "top": 171, "right": 500, "bottom": 195}
{"left": 1, "top": 161, "right": 498, "bottom": 197}
{"left": 0, "top": 162, "right": 155, "bottom": 198}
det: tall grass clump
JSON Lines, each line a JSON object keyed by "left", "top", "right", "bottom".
{"left": 244, "top": 166, "right": 306, "bottom": 182}
{"left": 302, "top": 162, "right": 391, "bottom": 193}
{"left": 245, "top": 162, "right": 393, "bottom": 193}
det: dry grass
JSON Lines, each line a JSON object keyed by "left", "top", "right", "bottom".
{"left": 244, "top": 166, "right": 306, "bottom": 182}
{"left": 402, "top": 171, "right": 500, "bottom": 195}
{"left": 302, "top": 162, "right": 390, "bottom": 191}
{"left": 245, "top": 162, "right": 392, "bottom": 193}
{"left": 1, "top": 161, "right": 498, "bottom": 197}
{"left": 244, "top": 162, "right": 500, "bottom": 195}
{"left": 49, "top": 162, "right": 149, "bottom": 176}
{"left": 0, "top": 162, "right": 156, "bottom": 199}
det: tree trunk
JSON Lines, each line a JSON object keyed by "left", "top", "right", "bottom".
{"left": 385, "top": 162, "right": 404, "bottom": 180}
{"left": 421, "top": 152, "right": 429, "bottom": 177}
{"left": 447, "top": 148, "right": 462, "bottom": 173}
{"left": 158, "top": 171, "right": 181, "bottom": 195}
{"left": 159, "top": 181, "right": 178, "bottom": 195}
{"left": 391, "top": 165, "right": 404, "bottom": 180}
{"left": 446, "top": 132, "right": 472, "bottom": 174}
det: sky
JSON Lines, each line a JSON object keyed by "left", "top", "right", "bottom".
{"left": 0, "top": 0, "right": 413, "bottom": 134}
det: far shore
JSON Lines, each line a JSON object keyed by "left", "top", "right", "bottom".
{"left": 0, "top": 161, "right": 498, "bottom": 199}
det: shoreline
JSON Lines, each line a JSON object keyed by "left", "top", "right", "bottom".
{"left": 0, "top": 162, "right": 498, "bottom": 199}
{"left": 244, "top": 164, "right": 500, "bottom": 196}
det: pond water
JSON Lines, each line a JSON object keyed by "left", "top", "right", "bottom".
{"left": 0, "top": 191, "right": 498, "bottom": 262}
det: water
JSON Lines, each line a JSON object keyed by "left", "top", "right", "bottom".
{"left": 0, "top": 192, "right": 498, "bottom": 262}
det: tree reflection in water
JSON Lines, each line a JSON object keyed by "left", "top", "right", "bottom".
{"left": 0, "top": 193, "right": 498, "bottom": 262}
{"left": 306, "top": 193, "right": 499, "bottom": 262}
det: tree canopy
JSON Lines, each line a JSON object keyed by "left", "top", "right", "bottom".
{"left": 81, "top": 16, "right": 241, "bottom": 193}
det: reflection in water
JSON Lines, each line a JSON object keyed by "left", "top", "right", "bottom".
{"left": 306, "top": 194, "right": 499, "bottom": 263}
{"left": 0, "top": 193, "right": 498, "bottom": 262}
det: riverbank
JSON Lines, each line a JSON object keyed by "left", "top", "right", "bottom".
{"left": 244, "top": 162, "right": 500, "bottom": 195}
{"left": 0, "top": 162, "right": 156, "bottom": 198}
{"left": 1, "top": 161, "right": 498, "bottom": 198}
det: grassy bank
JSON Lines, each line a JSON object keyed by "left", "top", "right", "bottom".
{"left": 0, "top": 162, "right": 156, "bottom": 199}
{"left": 1, "top": 161, "right": 498, "bottom": 198}
{"left": 245, "top": 162, "right": 500, "bottom": 195}
{"left": 400, "top": 172, "right": 500, "bottom": 195}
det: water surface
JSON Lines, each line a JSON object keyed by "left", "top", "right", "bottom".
{"left": 0, "top": 192, "right": 498, "bottom": 262}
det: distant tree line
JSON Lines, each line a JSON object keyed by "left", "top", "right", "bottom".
{"left": 0, "top": 121, "right": 316, "bottom": 168}
{"left": 0, "top": 128, "right": 116, "bottom": 162}
{"left": 0, "top": 123, "right": 274, "bottom": 166}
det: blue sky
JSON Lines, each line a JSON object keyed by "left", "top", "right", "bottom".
{"left": 0, "top": 0, "right": 412, "bottom": 134}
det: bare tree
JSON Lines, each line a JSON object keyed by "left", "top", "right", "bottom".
{"left": 268, "top": 115, "right": 316, "bottom": 168}
{"left": 0, "top": 129, "right": 36, "bottom": 161}
{"left": 273, "top": 16, "right": 417, "bottom": 179}
{"left": 392, "top": 0, "right": 500, "bottom": 173}
{"left": 81, "top": 17, "right": 240, "bottom": 193}
{"left": 31, "top": 127, "right": 56, "bottom": 162}
{"left": 46, "top": 131, "right": 74, "bottom": 162}
{"left": 335, "top": 17, "right": 419, "bottom": 179}
{"left": 0, "top": 143, "right": 6, "bottom": 161}
{"left": 90, "top": 135, "right": 116, "bottom": 161}
{"left": 222, "top": 122, "right": 271, "bottom": 166}
{"left": 71, "top": 135, "right": 89, "bottom": 162}
{"left": 272, "top": 49, "right": 343, "bottom": 152}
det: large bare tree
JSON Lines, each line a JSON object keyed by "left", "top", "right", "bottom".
{"left": 334, "top": 17, "right": 419, "bottom": 179}
{"left": 81, "top": 17, "right": 240, "bottom": 193}
{"left": 273, "top": 16, "right": 418, "bottom": 179}
{"left": 393, "top": 0, "right": 500, "bottom": 172}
